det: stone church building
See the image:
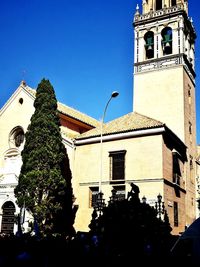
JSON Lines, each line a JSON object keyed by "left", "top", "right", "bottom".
{"left": 0, "top": 0, "right": 199, "bottom": 236}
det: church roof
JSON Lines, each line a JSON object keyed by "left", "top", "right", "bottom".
{"left": 57, "top": 102, "right": 99, "bottom": 127}
{"left": 76, "top": 112, "right": 165, "bottom": 139}
{"left": 25, "top": 86, "right": 100, "bottom": 128}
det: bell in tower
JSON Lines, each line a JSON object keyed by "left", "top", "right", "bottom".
{"left": 161, "top": 27, "right": 172, "bottom": 55}
{"left": 144, "top": 31, "right": 154, "bottom": 59}
{"left": 133, "top": 0, "right": 196, "bottom": 138}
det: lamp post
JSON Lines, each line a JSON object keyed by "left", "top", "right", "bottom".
{"left": 99, "top": 91, "right": 119, "bottom": 193}
{"left": 155, "top": 193, "right": 165, "bottom": 220}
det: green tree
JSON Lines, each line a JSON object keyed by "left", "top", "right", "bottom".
{"left": 14, "top": 78, "right": 75, "bottom": 237}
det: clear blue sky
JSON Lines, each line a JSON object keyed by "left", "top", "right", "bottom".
{"left": 0, "top": 0, "right": 199, "bottom": 144}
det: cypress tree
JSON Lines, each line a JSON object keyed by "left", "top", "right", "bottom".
{"left": 14, "top": 78, "right": 74, "bottom": 237}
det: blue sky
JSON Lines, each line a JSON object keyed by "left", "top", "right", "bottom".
{"left": 0, "top": 0, "right": 199, "bottom": 144}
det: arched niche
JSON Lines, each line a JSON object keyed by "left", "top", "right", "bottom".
{"left": 1, "top": 201, "right": 16, "bottom": 234}
{"left": 144, "top": 31, "right": 154, "bottom": 59}
{"left": 161, "top": 27, "right": 173, "bottom": 55}
{"left": 9, "top": 126, "right": 25, "bottom": 149}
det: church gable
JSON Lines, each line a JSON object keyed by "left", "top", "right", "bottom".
{"left": 0, "top": 81, "right": 35, "bottom": 118}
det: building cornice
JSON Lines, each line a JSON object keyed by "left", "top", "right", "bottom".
{"left": 74, "top": 127, "right": 165, "bottom": 145}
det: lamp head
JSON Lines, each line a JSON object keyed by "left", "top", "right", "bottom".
{"left": 142, "top": 196, "right": 147, "bottom": 204}
{"left": 157, "top": 193, "right": 162, "bottom": 203}
{"left": 111, "top": 91, "right": 119, "bottom": 98}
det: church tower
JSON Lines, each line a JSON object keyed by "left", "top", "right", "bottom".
{"left": 133, "top": 0, "right": 197, "bottom": 226}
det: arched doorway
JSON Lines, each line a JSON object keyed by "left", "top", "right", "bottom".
{"left": 1, "top": 201, "right": 16, "bottom": 234}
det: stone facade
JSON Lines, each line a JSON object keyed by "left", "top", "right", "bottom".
{"left": 73, "top": 122, "right": 188, "bottom": 235}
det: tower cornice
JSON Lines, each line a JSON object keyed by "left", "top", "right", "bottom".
{"left": 134, "top": 4, "right": 193, "bottom": 29}
{"left": 134, "top": 53, "right": 196, "bottom": 84}
{"left": 134, "top": 5, "right": 196, "bottom": 41}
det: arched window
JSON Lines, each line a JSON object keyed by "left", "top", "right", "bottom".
{"left": 156, "top": 0, "right": 162, "bottom": 10}
{"left": 9, "top": 127, "right": 25, "bottom": 148}
{"left": 1, "top": 201, "right": 16, "bottom": 234}
{"left": 171, "top": 0, "right": 176, "bottom": 6}
{"left": 161, "top": 27, "right": 173, "bottom": 55}
{"left": 144, "top": 31, "right": 154, "bottom": 59}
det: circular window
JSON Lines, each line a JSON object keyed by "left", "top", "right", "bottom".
{"left": 19, "top": 98, "right": 23, "bottom": 104}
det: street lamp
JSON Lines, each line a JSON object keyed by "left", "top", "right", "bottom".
{"left": 99, "top": 91, "right": 119, "bottom": 193}
{"left": 155, "top": 193, "right": 165, "bottom": 220}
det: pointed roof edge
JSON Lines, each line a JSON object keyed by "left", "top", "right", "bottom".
{"left": 0, "top": 80, "right": 35, "bottom": 116}
{"left": 0, "top": 81, "right": 100, "bottom": 128}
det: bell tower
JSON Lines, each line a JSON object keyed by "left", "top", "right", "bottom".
{"left": 133, "top": 0, "right": 197, "bottom": 226}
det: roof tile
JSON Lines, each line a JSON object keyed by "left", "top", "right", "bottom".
{"left": 76, "top": 112, "right": 165, "bottom": 139}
